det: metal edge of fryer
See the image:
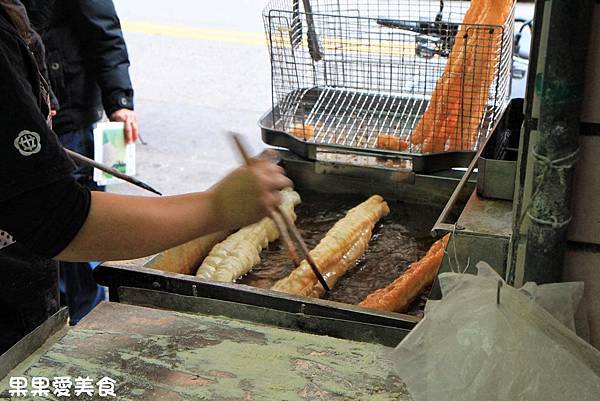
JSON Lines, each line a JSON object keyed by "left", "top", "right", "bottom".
{"left": 116, "top": 286, "right": 413, "bottom": 347}
{"left": 94, "top": 264, "right": 419, "bottom": 331}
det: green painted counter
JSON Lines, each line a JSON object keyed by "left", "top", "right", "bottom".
{"left": 1, "top": 303, "right": 410, "bottom": 400}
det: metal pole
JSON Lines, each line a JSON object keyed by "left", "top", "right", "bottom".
{"left": 523, "top": 0, "right": 593, "bottom": 283}
{"left": 506, "top": 0, "right": 546, "bottom": 286}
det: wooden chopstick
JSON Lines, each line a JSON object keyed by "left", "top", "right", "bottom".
{"left": 270, "top": 211, "right": 302, "bottom": 267}
{"left": 275, "top": 205, "right": 331, "bottom": 292}
{"left": 229, "top": 134, "right": 301, "bottom": 267}
{"left": 230, "top": 133, "right": 331, "bottom": 292}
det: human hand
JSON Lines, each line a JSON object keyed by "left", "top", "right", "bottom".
{"left": 110, "top": 109, "right": 139, "bottom": 144}
{"left": 209, "top": 160, "right": 293, "bottom": 230}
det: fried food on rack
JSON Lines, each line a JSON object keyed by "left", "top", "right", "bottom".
{"left": 289, "top": 124, "right": 315, "bottom": 141}
{"left": 195, "top": 189, "right": 302, "bottom": 282}
{"left": 411, "top": 0, "right": 514, "bottom": 153}
{"left": 358, "top": 234, "right": 450, "bottom": 313}
{"left": 376, "top": 133, "right": 409, "bottom": 151}
{"left": 271, "top": 195, "right": 390, "bottom": 298}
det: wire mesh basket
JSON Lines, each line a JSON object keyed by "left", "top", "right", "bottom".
{"left": 261, "top": 0, "right": 515, "bottom": 171}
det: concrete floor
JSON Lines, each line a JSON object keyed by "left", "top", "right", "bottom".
{"left": 110, "top": 0, "right": 534, "bottom": 196}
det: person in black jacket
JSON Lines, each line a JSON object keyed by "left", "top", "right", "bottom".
{"left": 22, "top": 0, "right": 139, "bottom": 324}
{"left": 0, "top": 1, "right": 291, "bottom": 352}
{"left": 24, "top": 0, "right": 137, "bottom": 140}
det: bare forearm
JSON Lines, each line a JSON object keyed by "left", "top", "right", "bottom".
{"left": 54, "top": 161, "right": 293, "bottom": 262}
{"left": 56, "top": 191, "right": 223, "bottom": 262}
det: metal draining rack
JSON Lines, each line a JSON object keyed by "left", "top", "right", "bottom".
{"left": 260, "top": 0, "right": 515, "bottom": 172}
{"left": 281, "top": 87, "right": 430, "bottom": 148}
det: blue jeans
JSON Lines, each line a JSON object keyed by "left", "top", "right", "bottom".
{"left": 59, "top": 125, "right": 106, "bottom": 325}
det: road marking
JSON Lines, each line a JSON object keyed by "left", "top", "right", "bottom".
{"left": 121, "top": 20, "right": 266, "bottom": 46}
{"left": 121, "top": 20, "right": 415, "bottom": 56}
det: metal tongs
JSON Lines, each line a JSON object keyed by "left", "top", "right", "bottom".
{"left": 230, "top": 133, "right": 330, "bottom": 292}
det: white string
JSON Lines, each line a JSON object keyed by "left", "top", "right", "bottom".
{"left": 443, "top": 147, "right": 578, "bottom": 276}
{"left": 444, "top": 224, "right": 470, "bottom": 274}
{"left": 519, "top": 146, "right": 580, "bottom": 229}
{"left": 526, "top": 213, "right": 573, "bottom": 230}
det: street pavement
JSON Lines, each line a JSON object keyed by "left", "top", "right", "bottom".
{"left": 111, "top": 0, "right": 272, "bottom": 195}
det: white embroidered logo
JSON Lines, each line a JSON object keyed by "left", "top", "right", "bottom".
{"left": 14, "top": 130, "right": 42, "bottom": 156}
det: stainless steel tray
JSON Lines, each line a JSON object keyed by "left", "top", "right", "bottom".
{"left": 261, "top": 101, "right": 478, "bottom": 174}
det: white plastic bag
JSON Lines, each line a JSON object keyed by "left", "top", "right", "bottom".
{"left": 519, "top": 280, "right": 584, "bottom": 332}
{"left": 393, "top": 262, "right": 600, "bottom": 401}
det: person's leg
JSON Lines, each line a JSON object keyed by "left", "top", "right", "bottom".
{"left": 58, "top": 261, "right": 105, "bottom": 325}
{"left": 0, "top": 244, "right": 60, "bottom": 354}
{"left": 59, "top": 125, "right": 104, "bottom": 189}
{"left": 58, "top": 125, "right": 106, "bottom": 325}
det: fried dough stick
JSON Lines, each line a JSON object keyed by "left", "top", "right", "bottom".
{"left": 376, "top": 133, "right": 409, "bottom": 151}
{"left": 412, "top": 0, "right": 513, "bottom": 153}
{"left": 358, "top": 235, "right": 450, "bottom": 313}
{"left": 271, "top": 195, "right": 390, "bottom": 298}
{"left": 195, "top": 189, "right": 301, "bottom": 282}
{"left": 145, "top": 231, "right": 230, "bottom": 275}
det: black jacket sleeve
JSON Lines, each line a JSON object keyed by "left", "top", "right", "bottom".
{"left": 1, "top": 178, "right": 91, "bottom": 258}
{"left": 0, "top": 28, "right": 91, "bottom": 258}
{"left": 73, "top": 0, "right": 134, "bottom": 116}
